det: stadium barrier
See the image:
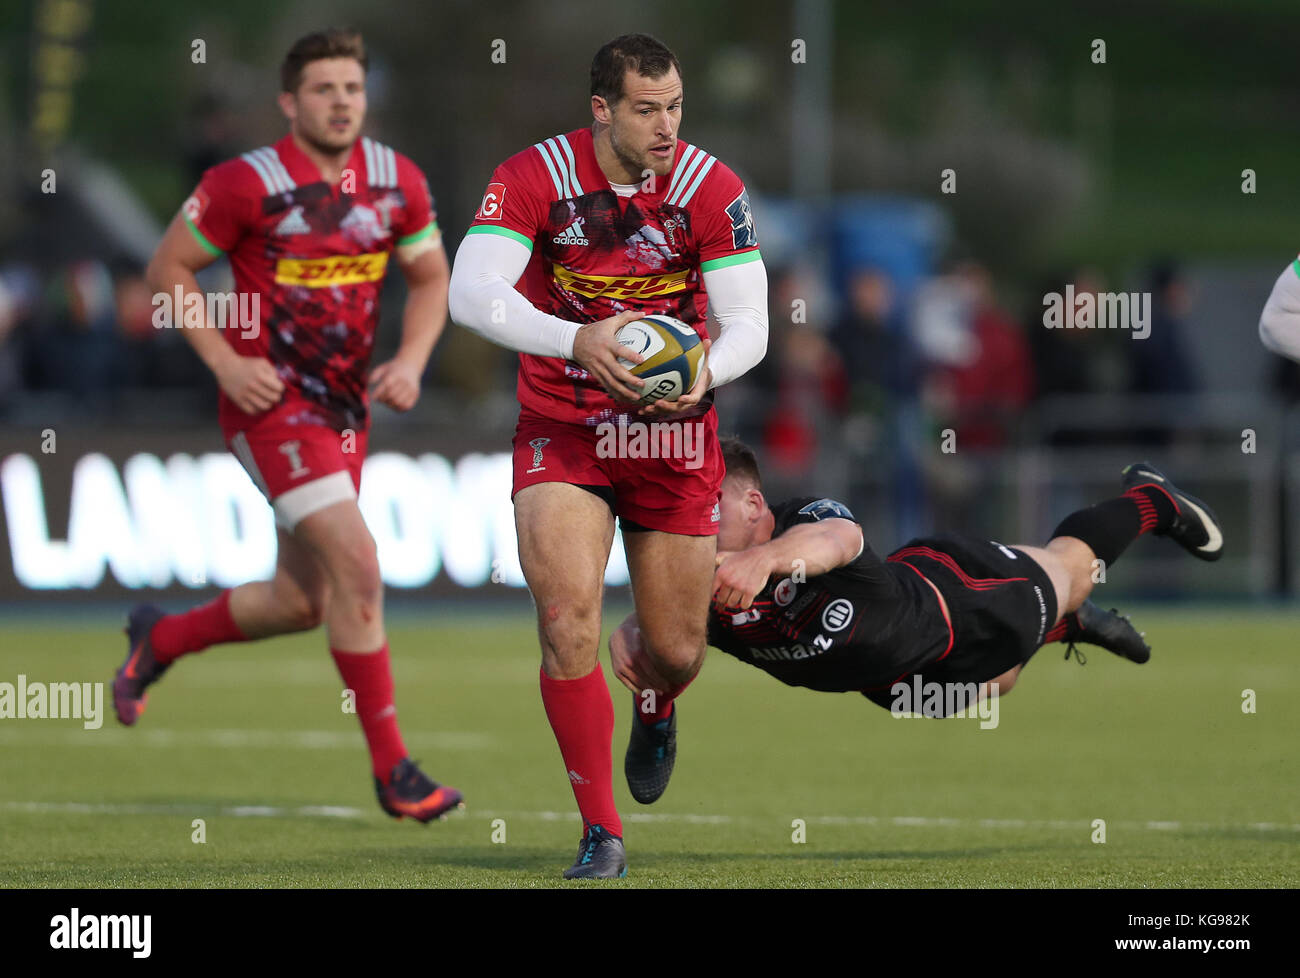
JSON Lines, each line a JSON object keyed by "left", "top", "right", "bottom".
{"left": 0, "top": 425, "right": 630, "bottom": 603}
{"left": 1, "top": 405, "right": 1295, "bottom": 602}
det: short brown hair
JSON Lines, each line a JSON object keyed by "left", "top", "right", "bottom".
{"left": 281, "top": 28, "right": 367, "bottom": 93}
{"left": 720, "top": 436, "right": 762, "bottom": 491}
{"left": 590, "top": 33, "right": 681, "bottom": 104}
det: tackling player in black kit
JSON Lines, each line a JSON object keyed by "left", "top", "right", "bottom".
{"left": 610, "top": 438, "right": 1224, "bottom": 800}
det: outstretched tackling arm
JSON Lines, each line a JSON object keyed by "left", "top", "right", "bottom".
{"left": 1260, "top": 259, "right": 1300, "bottom": 362}
{"left": 712, "top": 518, "right": 863, "bottom": 611}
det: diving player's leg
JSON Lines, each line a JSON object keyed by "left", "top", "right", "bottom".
{"left": 1020, "top": 461, "right": 1222, "bottom": 619}
{"left": 514, "top": 481, "right": 626, "bottom": 878}
{"left": 1010, "top": 541, "right": 1088, "bottom": 624}
{"left": 1003, "top": 460, "right": 1225, "bottom": 672}
{"left": 621, "top": 528, "right": 714, "bottom": 804}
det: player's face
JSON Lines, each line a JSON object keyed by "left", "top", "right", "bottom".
{"left": 283, "top": 58, "right": 367, "bottom": 154}
{"left": 607, "top": 68, "right": 682, "bottom": 180}
{"left": 717, "top": 477, "right": 765, "bottom": 552}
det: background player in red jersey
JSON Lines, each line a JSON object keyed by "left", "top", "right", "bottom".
{"left": 114, "top": 29, "right": 463, "bottom": 822}
{"left": 449, "top": 34, "right": 770, "bottom": 877}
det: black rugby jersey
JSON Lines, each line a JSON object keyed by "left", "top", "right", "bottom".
{"left": 706, "top": 497, "right": 952, "bottom": 692}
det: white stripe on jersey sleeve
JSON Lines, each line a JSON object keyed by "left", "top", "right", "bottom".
{"left": 362, "top": 137, "right": 377, "bottom": 183}
{"left": 665, "top": 144, "right": 697, "bottom": 199}
{"left": 249, "top": 147, "right": 293, "bottom": 194}
{"left": 542, "top": 138, "right": 572, "bottom": 198}
{"left": 556, "top": 134, "right": 584, "bottom": 196}
{"left": 261, "top": 148, "right": 296, "bottom": 192}
{"left": 675, "top": 155, "right": 717, "bottom": 207}
{"left": 383, "top": 144, "right": 397, "bottom": 187}
{"left": 666, "top": 148, "right": 710, "bottom": 206}
{"left": 532, "top": 141, "right": 565, "bottom": 199}
{"left": 241, "top": 150, "right": 281, "bottom": 196}
{"left": 362, "top": 138, "right": 398, "bottom": 187}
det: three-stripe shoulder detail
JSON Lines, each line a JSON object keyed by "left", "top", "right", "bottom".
{"left": 240, "top": 147, "right": 296, "bottom": 196}
{"left": 665, "top": 143, "right": 718, "bottom": 207}
{"left": 362, "top": 137, "right": 399, "bottom": 188}
{"left": 532, "top": 134, "right": 585, "bottom": 201}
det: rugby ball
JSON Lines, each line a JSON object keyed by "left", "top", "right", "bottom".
{"left": 615, "top": 314, "right": 705, "bottom": 405}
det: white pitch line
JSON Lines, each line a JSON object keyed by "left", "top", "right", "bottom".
{"left": 0, "top": 728, "right": 494, "bottom": 750}
{"left": 481, "top": 811, "right": 1300, "bottom": 833}
{"left": 2, "top": 801, "right": 367, "bottom": 818}
{"left": 4, "top": 801, "right": 1297, "bottom": 834}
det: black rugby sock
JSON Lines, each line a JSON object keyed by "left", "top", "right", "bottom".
{"left": 1049, "top": 486, "right": 1178, "bottom": 566}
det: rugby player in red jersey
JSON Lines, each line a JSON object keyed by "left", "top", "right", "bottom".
{"left": 449, "top": 34, "right": 769, "bottom": 877}
{"left": 115, "top": 29, "right": 463, "bottom": 822}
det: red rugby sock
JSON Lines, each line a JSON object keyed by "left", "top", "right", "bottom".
{"left": 636, "top": 676, "right": 693, "bottom": 725}
{"left": 1043, "top": 619, "right": 1070, "bottom": 644}
{"left": 151, "top": 590, "right": 245, "bottom": 665}
{"left": 539, "top": 664, "right": 622, "bottom": 837}
{"left": 331, "top": 644, "right": 408, "bottom": 783}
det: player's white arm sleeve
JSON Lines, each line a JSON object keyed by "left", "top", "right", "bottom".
{"left": 702, "top": 258, "right": 769, "bottom": 389}
{"left": 448, "top": 232, "right": 580, "bottom": 359}
{"left": 1259, "top": 262, "right": 1300, "bottom": 363}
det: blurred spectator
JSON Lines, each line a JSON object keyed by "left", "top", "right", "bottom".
{"left": 186, "top": 93, "right": 243, "bottom": 186}
{"left": 1029, "top": 267, "right": 1106, "bottom": 399}
{"left": 918, "top": 260, "right": 1034, "bottom": 528}
{"left": 1124, "top": 259, "right": 1199, "bottom": 446}
{"left": 1131, "top": 259, "right": 1198, "bottom": 395}
{"left": 27, "top": 259, "right": 119, "bottom": 402}
{"left": 758, "top": 266, "right": 847, "bottom": 498}
{"left": 1028, "top": 267, "right": 1120, "bottom": 446}
{"left": 0, "top": 261, "right": 39, "bottom": 416}
{"left": 830, "top": 266, "right": 914, "bottom": 418}
{"left": 110, "top": 257, "right": 157, "bottom": 388}
{"left": 923, "top": 260, "right": 1034, "bottom": 451}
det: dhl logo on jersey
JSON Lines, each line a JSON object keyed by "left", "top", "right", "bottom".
{"left": 551, "top": 264, "right": 690, "bottom": 300}
{"left": 274, "top": 252, "right": 389, "bottom": 287}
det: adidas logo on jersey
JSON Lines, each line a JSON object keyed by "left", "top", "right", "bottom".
{"left": 553, "top": 218, "right": 589, "bottom": 246}
{"left": 273, "top": 206, "right": 311, "bottom": 236}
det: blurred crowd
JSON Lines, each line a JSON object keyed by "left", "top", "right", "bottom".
{"left": 726, "top": 256, "right": 1230, "bottom": 525}
{"left": 0, "top": 254, "right": 216, "bottom": 418}
{"left": 9, "top": 210, "right": 1300, "bottom": 527}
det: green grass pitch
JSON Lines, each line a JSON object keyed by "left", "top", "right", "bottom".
{"left": 0, "top": 605, "right": 1296, "bottom": 888}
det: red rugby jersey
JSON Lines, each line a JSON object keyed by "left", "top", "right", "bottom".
{"left": 182, "top": 133, "right": 438, "bottom": 432}
{"left": 466, "top": 127, "right": 760, "bottom": 426}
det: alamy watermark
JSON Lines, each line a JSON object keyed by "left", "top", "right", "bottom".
{"left": 152, "top": 287, "right": 260, "bottom": 339}
{"left": 1042, "top": 286, "right": 1150, "bottom": 340}
{"left": 890, "top": 676, "right": 999, "bottom": 729}
{"left": 0, "top": 675, "right": 103, "bottom": 729}
{"left": 595, "top": 420, "right": 706, "bottom": 470}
